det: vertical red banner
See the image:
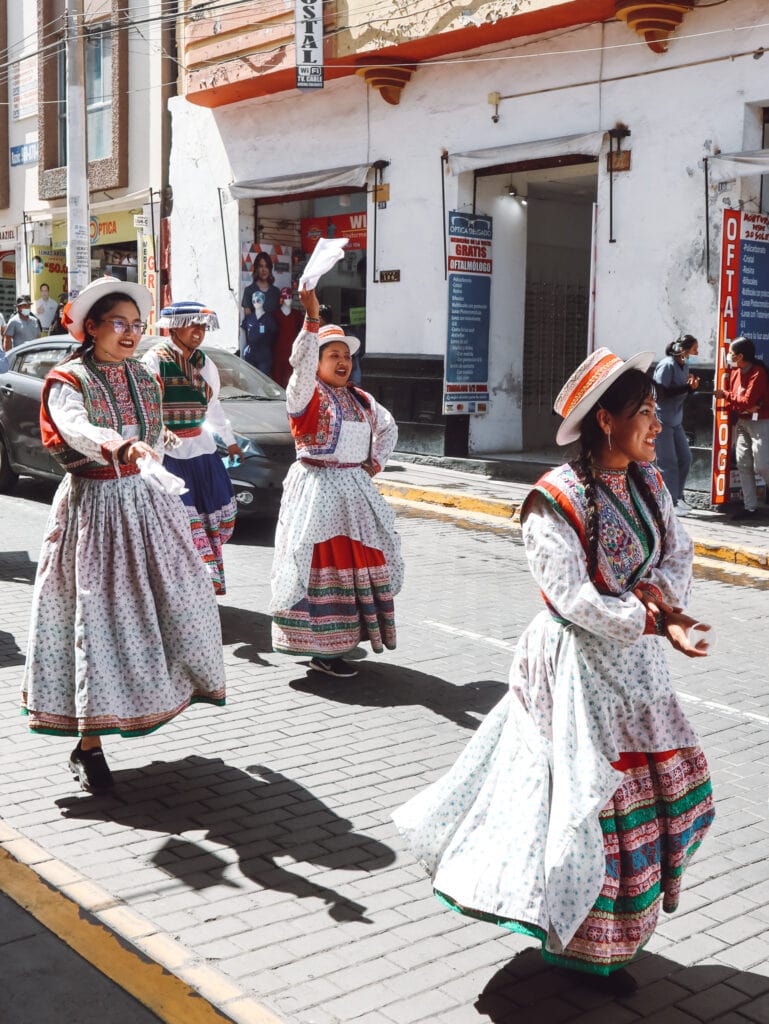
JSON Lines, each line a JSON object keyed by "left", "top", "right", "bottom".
{"left": 711, "top": 209, "right": 740, "bottom": 505}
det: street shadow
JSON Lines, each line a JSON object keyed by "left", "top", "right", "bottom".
{"left": 0, "top": 550, "right": 38, "bottom": 584}
{"left": 6, "top": 476, "right": 58, "bottom": 507}
{"left": 218, "top": 605, "right": 273, "bottom": 665}
{"left": 55, "top": 757, "right": 394, "bottom": 923}
{"left": 291, "top": 663, "right": 507, "bottom": 730}
{"left": 227, "top": 516, "right": 277, "bottom": 547}
{"left": 0, "top": 629, "right": 25, "bottom": 667}
{"left": 473, "top": 948, "right": 769, "bottom": 1022}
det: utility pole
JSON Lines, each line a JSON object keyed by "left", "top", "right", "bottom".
{"left": 65, "top": 0, "right": 90, "bottom": 297}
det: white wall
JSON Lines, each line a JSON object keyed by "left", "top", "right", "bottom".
{"left": 168, "top": 0, "right": 769, "bottom": 444}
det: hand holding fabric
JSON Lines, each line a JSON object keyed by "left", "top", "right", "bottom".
{"left": 299, "top": 237, "right": 349, "bottom": 291}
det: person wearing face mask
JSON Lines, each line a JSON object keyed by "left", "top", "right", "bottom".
{"left": 271, "top": 286, "right": 303, "bottom": 388}
{"left": 241, "top": 289, "right": 278, "bottom": 375}
{"left": 143, "top": 301, "right": 243, "bottom": 594}
{"left": 270, "top": 287, "right": 403, "bottom": 679}
{"left": 3, "top": 295, "right": 42, "bottom": 350}
{"left": 653, "top": 334, "right": 700, "bottom": 516}
{"left": 714, "top": 335, "right": 769, "bottom": 519}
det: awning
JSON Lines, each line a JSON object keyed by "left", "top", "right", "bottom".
{"left": 229, "top": 163, "right": 371, "bottom": 199}
{"left": 447, "top": 131, "right": 606, "bottom": 175}
{"left": 707, "top": 149, "right": 769, "bottom": 183}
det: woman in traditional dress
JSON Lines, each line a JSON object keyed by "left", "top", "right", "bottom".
{"left": 270, "top": 287, "right": 403, "bottom": 679}
{"left": 653, "top": 334, "right": 700, "bottom": 517}
{"left": 143, "top": 301, "right": 242, "bottom": 594}
{"left": 22, "top": 278, "right": 226, "bottom": 793}
{"left": 394, "top": 348, "right": 715, "bottom": 995}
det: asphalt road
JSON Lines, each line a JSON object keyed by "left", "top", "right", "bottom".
{"left": 1, "top": 477, "right": 768, "bottom": 1024}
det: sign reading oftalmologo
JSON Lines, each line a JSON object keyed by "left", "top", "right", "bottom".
{"left": 711, "top": 209, "right": 769, "bottom": 504}
{"left": 295, "top": 0, "right": 324, "bottom": 90}
{"left": 443, "top": 211, "right": 492, "bottom": 415}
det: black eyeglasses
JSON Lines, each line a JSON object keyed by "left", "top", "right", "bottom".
{"left": 99, "top": 319, "right": 147, "bottom": 335}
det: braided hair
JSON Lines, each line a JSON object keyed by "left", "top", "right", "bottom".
{"left": 573, "top": 367, "right": 667, "bottom": 578}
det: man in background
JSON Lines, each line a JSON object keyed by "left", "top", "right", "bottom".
{"left": 3, "top": 296, "right": 42, "bottom": 350}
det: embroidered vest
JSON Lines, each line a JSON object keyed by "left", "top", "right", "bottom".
{"left": 151, "top": 342, "right": 211, "bottom": 431}
{"left": 289, "top": 380, "right": 375, "bottom": 458}
{"left": 524, "top": 461, "right": 665, "bottom": 610}
{"left": 41, "top": 358, "right": 163, "bottom": 476}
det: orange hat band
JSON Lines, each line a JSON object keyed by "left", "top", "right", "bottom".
{"left": 559, "top": 352, "right": 622, "bottom": 418}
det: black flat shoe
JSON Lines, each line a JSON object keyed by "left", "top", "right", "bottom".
{"left": 69, "top": 742, "right": 114, "bottom": 793}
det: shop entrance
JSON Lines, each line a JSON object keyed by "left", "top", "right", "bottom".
{"left": 238, "top": 189, "right": 367, "bottom": 360}
{"left": 521, "top": 165, "right": 597, "bottom": 450}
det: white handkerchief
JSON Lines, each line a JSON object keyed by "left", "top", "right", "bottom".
{"left": 137, "top": 454, "right": 188, "bottom": 496}
{"left": 299, "top": 236, "right": 350, "bottom": 291}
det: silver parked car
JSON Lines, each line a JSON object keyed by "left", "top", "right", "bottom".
{"left": 0, "top": 335, "right": 296, "bottom": 516}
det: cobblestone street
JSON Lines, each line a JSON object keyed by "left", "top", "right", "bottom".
{"left": 1, "top": 478, "right": 769, "bottom": 1024}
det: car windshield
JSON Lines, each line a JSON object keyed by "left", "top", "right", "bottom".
{"left": 136, "top": 339, "right": 285, "bottom": 401}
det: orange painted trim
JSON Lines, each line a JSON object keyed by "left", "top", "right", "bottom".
{"left": 184, "top": 0, "right": 616, "bottom": 108}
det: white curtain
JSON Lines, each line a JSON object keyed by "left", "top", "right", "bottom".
{"left": 707, "top": 150, "right": 769, "bottom": 183}
{"left": 448, "top": 131, "right": 606, "bottom": 175}
{"left": 230, "top": 164, "right": 371, "bottom": 199}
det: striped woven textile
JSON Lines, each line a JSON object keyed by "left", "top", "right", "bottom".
{"left": 436, "top": 746, "right": 714, "bottom": 976}
{"left": 272, "top": 534, "right": 397, "bottom": 656}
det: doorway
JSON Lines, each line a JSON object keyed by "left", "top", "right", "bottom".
{"left": 521, "top": 166, "right": 597, "bottom": 451}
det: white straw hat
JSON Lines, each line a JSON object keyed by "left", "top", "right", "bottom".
{"left": 62, "top": 276, "right": 153, "bottom": 343}
{"left": 318, "top": 323, "right": 360, "bottom": 357}
{"left": 554, "top": 347, "right": 654, "bottom": 445}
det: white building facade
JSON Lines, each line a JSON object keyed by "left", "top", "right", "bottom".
{"left": 168, "top": 0, "right": 769, "bottom": 457}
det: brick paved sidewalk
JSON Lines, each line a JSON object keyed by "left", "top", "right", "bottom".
{"left": 1, "top": 485, "right": 768, "bottom": 1024}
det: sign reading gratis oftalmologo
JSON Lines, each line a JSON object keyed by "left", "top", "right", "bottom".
{"left": 443, "top": 211, "right": 492, "bottom": 415}
{"left": 711, "top": 209, "right": 769, "bottom": 504}
{"left": 295, "top": 0, "right": 323, "bottom": 90}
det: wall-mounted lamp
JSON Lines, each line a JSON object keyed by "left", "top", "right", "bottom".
{"left": 488, "top": 91, "right": 501, "bottom": 124}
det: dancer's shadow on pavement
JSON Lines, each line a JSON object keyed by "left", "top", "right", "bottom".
{"left": 473, "top": 948, "right": 769, "bottom": 1022}
{"left": 56, "top": 757, "right": 393, "bottom": 924}
{"left": 291, "top": 663, "right": 507, "bottom": 730}
{"left": 218, "top": 605, "right": 273, "bottom": 665}
{"left": 0, "top": 629, "right": 24, "bottom": 667}
{"left": 0, "top": 550, "right": 38, "bottom": 584}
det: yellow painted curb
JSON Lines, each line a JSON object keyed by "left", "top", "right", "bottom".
{"left": 376, "top": 479, "right": 518, "bottom": 519}
{"left": 378, "top": 480, "right": 769, "bottom": 573}
{"left": 0, "top": 836, "right": 286, "bottom": 1024}
{"left": 692, "top": 538, "right": 769, "bottom": 571}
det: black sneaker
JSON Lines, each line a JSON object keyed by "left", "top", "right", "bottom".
{"left": 69, "top": 742, "right": 114, "bottom": 793}
{"left": 309, "top": 657, "right": 358, "bottom": 678}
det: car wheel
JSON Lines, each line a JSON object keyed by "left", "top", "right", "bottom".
{"left": 0, "top": 433, "right": 19, "bottom": 493}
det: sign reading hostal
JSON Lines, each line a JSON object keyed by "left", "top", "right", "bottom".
{"left": 443, "top": 211, "right": 492, "bottom": 415}
{"left": 295, "top": 0, "right": 324, "bottom": 90}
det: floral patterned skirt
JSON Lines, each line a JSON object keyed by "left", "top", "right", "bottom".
{"left": 272, "top": 534, "right": 397, "bottom": 656}
{"left": 22, "top": 473, "right": 226, "bottom": 737}
{"left": 435, "top": 747, "right": 715, "bottom": 975}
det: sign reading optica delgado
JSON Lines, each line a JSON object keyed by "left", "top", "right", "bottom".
{"left": 295, "top": 0, "right": 324, "bottom": 90}
{"left": 443, "top": 211, "right": 492, "bottom": 414}
{"left": 711, "top": 209, "right": 769, "bottom": 504}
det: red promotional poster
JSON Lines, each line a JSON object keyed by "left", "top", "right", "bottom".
{"left": 300, "top": 213, "right": 367, "bottom": 253}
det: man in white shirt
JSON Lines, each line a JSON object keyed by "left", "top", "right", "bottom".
{"left": 34, "top": 283, "right": 59, "bottom": 335}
